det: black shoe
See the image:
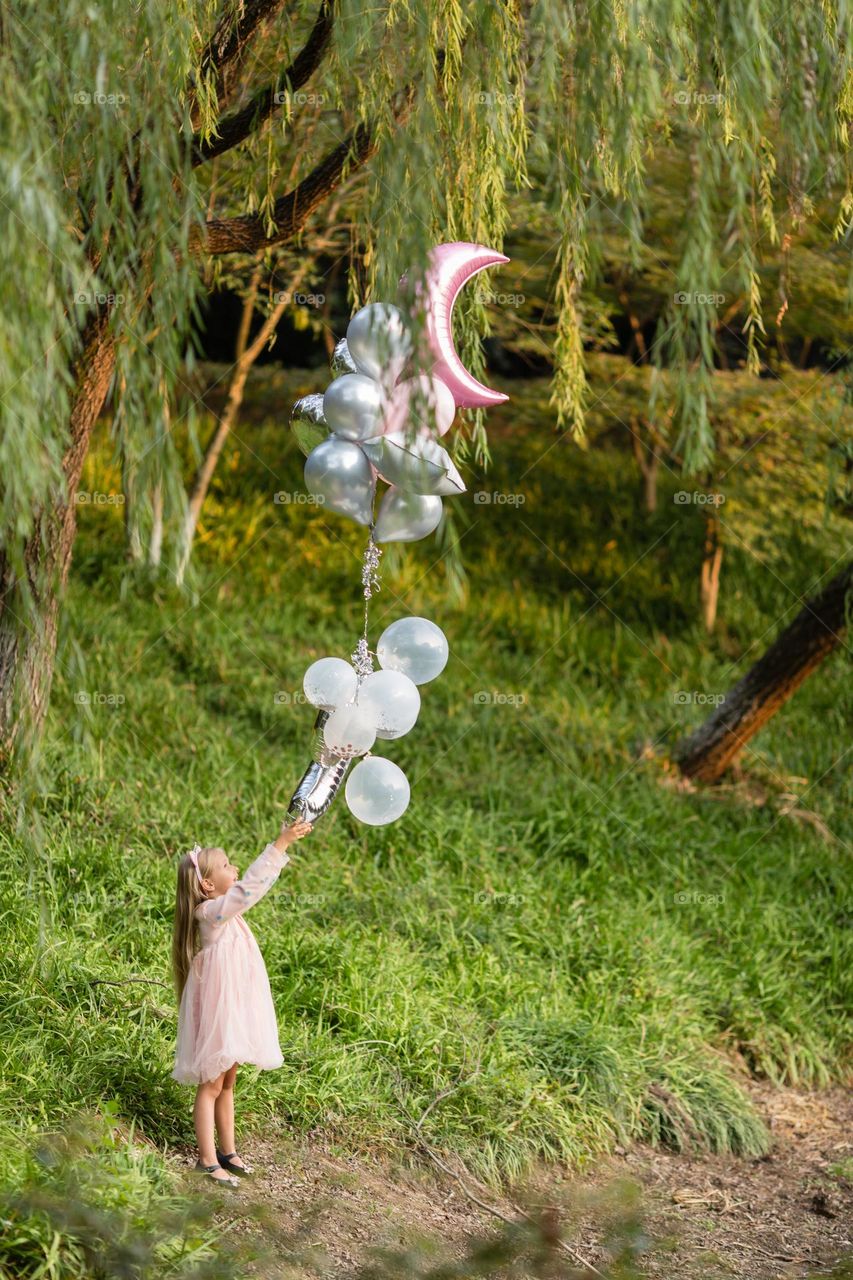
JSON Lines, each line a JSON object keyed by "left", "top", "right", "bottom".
{"left": 194, "top": 1159, "right": 240, "bottom": 1188}
{"left": 216, "top": 1148, "right": 254, "bottom": 1177}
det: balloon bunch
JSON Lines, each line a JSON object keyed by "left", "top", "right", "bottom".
{"left": 292, "top": 614, "right": 448, "bottom": 826}
{"left": 285, "top": 242, "right": 509, "bottom": 827}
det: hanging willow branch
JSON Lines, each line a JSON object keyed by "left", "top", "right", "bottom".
{"left": 189, "top": 0, "right": 336, "bottom": 165}
{"left": 193, "top": 85, "right": 415, "bottom": 253}
{"left": 0, "top": 0, "right": 851, "bottom": 664}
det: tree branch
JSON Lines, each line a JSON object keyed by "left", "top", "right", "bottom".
{"left": 188, "top": 0, "right": 289, "bottom": 129}
{"left": 191, "top": 0, "right": 335, "bottom": 166}
{"left": 192, "top": 85, "right": 414, "bottom": 256}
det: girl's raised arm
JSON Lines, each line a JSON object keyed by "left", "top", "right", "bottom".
{"left": 196, "top": 845, "right": 287, "bottom": 925}
{"left": 196, "top": 820, "right": 313, "bottom": 925}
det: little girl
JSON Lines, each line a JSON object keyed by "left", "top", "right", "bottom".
{"left": 171, "top": 818, "right": 313, "bottom": 1186}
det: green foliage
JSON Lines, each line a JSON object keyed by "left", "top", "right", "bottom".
{"left": 0, "top": 1109, "right": 230, "bottom": 1278}
{"left": 1, "top": 1114, "right": 851, "bottom": 1278}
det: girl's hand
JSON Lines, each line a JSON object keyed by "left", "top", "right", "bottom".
{"left": 276, "top": 818, "right": 313, "bottom": 850}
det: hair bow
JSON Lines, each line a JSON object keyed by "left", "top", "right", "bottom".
{"left": 187, "top": 842, "right": 205, "bottom": 886}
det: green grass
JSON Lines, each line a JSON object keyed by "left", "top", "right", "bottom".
{"left": 0, "top": 1107, "right": 230, "bottom": 1279}
{"left": 1, "top": 360, "right": 851, "bottom": 1204}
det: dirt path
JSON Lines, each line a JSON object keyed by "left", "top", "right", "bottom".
{"left": 169, "top": 1084, "right": 853, "bottom": 1277}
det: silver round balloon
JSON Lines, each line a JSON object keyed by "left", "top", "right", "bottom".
{"left": 362, "top": 430, "right": 465, "bottom": 496}
{"left": 346, "top": 302, "right": 413, "bottom": 386}
{"left": 323, "top": 373, "right": 386, "bottom": 442}
{"left": 377, "top": 616, "right": 449, "bottom": 684}
{"left": 331, "top": 337, "right": 358, "bottom": 375}
{"left": 373, "top": 486, "right": 443, "bottom": 542}
{"left": 291, "top": 393, "right": 328, "bottom": 458}
{"left": 304, "top": 437, "right": 376, "bottom": 526}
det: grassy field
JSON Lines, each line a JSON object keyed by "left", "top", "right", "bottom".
{"left": 1, "top": 358, "right": 850, "bottom": 1226}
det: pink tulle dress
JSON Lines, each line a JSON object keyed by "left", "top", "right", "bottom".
{"left": 172, "top": 842, "right": 291, "bottom": 1085}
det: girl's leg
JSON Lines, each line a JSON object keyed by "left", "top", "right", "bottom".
{"left": 194, "top": 1070, "right": 233, "bottom": 1180}
{"left": 214, "top": 1062, "right": 245, "bottom": 1166}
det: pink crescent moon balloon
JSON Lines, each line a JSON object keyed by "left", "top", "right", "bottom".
{"left": 398, "top": 242, "right": 510, "bottom": 409}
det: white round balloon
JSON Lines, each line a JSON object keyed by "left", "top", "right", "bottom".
{"left": 323, "top": 703, "right": 377, "bottom": 758}
{"left": 377, "top": 617, "right": 448, "bottom": 685}
{"left": 345, "top": 756, "right": 410, "bottom": 825}
{"left": 303, "top": 657, "right": 358, "bottom": 711}
{"left": 356, "top": 668, "right": 420, "bottom": 739}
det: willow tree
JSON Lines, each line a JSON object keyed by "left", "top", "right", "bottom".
{"left": 0, "top": 0, "right": 851, "bottom": 760}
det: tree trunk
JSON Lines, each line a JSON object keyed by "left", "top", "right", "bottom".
{"left": 174, "top": 363, "right": 253, "bottom": 586}
{"left": 630, "top": 418, "right": 660, "bottom": 512}
{"left": 700, "top": 509, "right": 723, "bottom": 633}
{"left": 123, "top": 456, "right": 144, "bottom": 564}
{"left": 0, "top": 312, "right": 117, "bottom": 758}
{"left": 149, "top": 483, "right": 164, "bottom": 568}
{"left": 675, "top": 561, "right": 853, "bottom": 782}
{"left": 175, "top": 257, "right": 312, "bottom": 586}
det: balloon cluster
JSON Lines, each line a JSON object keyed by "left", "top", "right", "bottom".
{"left": 285, "top": 242, "right": 510, "bottom": 827}
{"left": 292, "top": 303, "right": 465, "bottom": 543}
{"left": 296, "top": 616, "right": 448, "bottom": 825}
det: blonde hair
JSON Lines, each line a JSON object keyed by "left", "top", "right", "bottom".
{"left": 171, "top": 846, "right": 218, "bottom": 1004}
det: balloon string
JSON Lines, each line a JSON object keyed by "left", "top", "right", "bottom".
{"left": 350, "top": 531, "right": 382, "bottom": 683}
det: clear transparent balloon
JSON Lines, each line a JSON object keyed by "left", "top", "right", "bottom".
{"left": 356, "top": 668, "right": 420, "bottom": 738}
{"left": 323, "top": 703, "right": 377, "bottom": 757}
{"left": 345, "top": 756, "right": 411, "bottom": 825}
{"left": 383, "top": 373, "right": 456, "bottom": 438}
{"left": 377, "top": 616, "right": 449, "bottom": 684}
{"left": 303, "top": 657, "right": 358, "bottom": 711}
